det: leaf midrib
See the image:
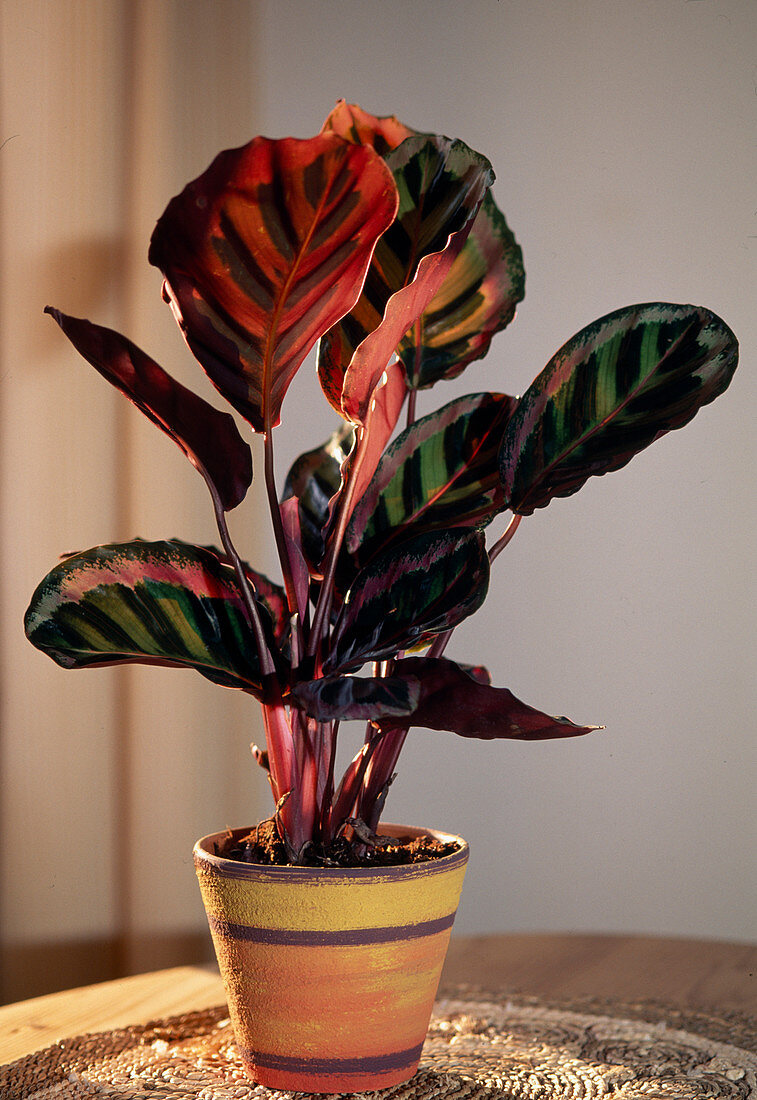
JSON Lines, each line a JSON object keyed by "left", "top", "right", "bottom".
{"left": 262, "top": 169, "right": 335, "bottom": 434}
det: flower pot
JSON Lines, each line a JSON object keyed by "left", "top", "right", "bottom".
{"left": 193, "top": 823, "right": 468, "bottom": 1093}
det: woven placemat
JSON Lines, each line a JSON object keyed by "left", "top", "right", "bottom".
{"left": 2, "top": 987, "right": 755, "bottom": 1099}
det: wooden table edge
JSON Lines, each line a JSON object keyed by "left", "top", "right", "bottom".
{"left": 0, "top": 963, "right": 224, "bottom": 1066}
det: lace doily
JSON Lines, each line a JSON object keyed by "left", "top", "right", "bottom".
{"left": 2, "top": 990, "right": 755, "bottom": 1098}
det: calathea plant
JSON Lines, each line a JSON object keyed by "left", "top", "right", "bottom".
{"left": 26, "top": 102, "right": 738, "bottom": 865}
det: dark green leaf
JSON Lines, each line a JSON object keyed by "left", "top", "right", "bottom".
{"left": 398, "top": 191, "right": 525, "bottom": 389}
{"left": 325, "top": 528, "right": 489, "bottom": 672}
{"left": 318, "top": 134, "right": 494, "bottom": 423}
{"left": 321, "top": 110, "right": 522, "bottom": 392}
{"left": 347, "top": 392, "right": 517, "bottom": 563}
{"left": 25, "top": 539, "right": 281, "bottom": 694}
{"left": 500, "top": 302, "right": 738, "bottom": 514}
{"left": 45, "top": 309, "right": 253, "bottom": 512}
{"left": 282, "top": 423, "right": 355, "bottom": 571}
{"left": 149, "top": 133, "right": 398, "bottom": 432}
{"left": 199, "top": 542, "right": 288, "bottom": 649}
{"left": 291, "top": 672, "right": 421, "bottom": 722}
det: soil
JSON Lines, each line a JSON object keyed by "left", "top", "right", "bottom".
{"left": 214, "top": 818, "right": 460, "bottom": 868}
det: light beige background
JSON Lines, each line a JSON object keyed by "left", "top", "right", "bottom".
{"left": 1, "top": 0, "right": 755, "bottom": 995}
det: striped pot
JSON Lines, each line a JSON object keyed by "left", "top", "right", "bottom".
{"left": 193, "top": 823, "right": 468, "bottom": 1093}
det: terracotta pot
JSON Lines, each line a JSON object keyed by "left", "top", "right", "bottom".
{"left": 193, "top": 823, "right": 468, "bottom": 1093}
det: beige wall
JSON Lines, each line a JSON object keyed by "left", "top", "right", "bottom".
{"left": 0, "top": 0, "right": 271, "bottom": 998}
{"left": 1, "top": 0, "right": 754, "bottom": 1000}
{"left": 253, "top": 0, "right": 756, "bottom": 944}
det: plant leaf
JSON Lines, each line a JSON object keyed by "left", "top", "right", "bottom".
{"left": 293, "top": 656, "right": 599, "bottom": 736}
{"left": 237, "top": 559, "right": 289, "bottom": 649}
{"left": 318, "top": 134, "right": 494, "bottom": 423}
{"left": 45, "top": 309, "right": 253, "bottom": 512}
{"left": 381, "top": 657, "right": 601, "bottom": 740}
{"left": 282, "top": 423, "right": 355, "bottom": 572}
{"left": 201, "top": 543, "right": 288, "bottom": 648}
{"left": 346, "top": 391, "right": 517, "bottom": 562}
{"left": 280, "top": 496, "right": 311, "bottom": 620}
{"left": 149, "top": 132, "right": 398, "bottom": 432}
{"left": 321, "top": 108, "right": 523, "bottom": 392}
{"left": 500, "top": 302, "right": 739, "bottom": 515}
{"left": 325, "top": 528, "right": 489, "bottom": 672}
{"left": 344, "top": 359, "right": 409, "bottom": 508}
{"left": 321, "top": 100, "right": 415, "bottom": 155}
{"left": 291, "top": 672, "right": 421, "bottom": 722}
{"left": 398, "top": 191, "right": 525, "bottom": 389}
{"left": 280, "top": 363, "right": 407, "bottom": 582}
{"left": 24, "top": 539, "right": 280, "bottom": 694}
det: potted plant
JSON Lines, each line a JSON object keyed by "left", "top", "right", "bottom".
{"left": 25, "top": 101, "right": 738, "bottom": 1092}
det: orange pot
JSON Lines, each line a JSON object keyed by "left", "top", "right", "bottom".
{"left": 194, "top": 823, "right": 468, "bottom": 1093}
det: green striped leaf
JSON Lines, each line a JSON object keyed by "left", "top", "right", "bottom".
{"left": 500, "top": 302, "right": 739, "bottom": 515}
{"left": 398, "top": 191, "right": 525, "bottom": 389}
{"left": 282, "top": 423, "right": 355, "bottom": 571}
{"left": 318, "top": 134, "right": 494, "bottom": 423}
{"left": 24, "top": 540, "right": 284, "bottom": 694}
{"left": 346, "top": 392, "right": 517, "bottom": 563}
{"left": 45, "top": 309, "right": 253, "bottom": 512}
{"left": 321, "top": 106, "right": 524, "bottom": 392}
{"left": 325, "top": 528, "right": 489, "bottom": 673}
{"left": 149, "top": 133, "right": 398, "bottom": 433}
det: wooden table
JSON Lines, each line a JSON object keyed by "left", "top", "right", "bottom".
{"left": 1, "top": 933, "right": 755, "bottom": 1066}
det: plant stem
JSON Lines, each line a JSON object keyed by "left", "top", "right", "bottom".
{"left": 208, "top": 480, "right": 275, "bottom": 677}
{"left": 358, "top": 726, "right": 406, "bottom": 833}
{"left": 405, "top": 386, "right": 417, "bottom": 429}
{"left": 291, "top": 708, "right": 320, "bottom": 849}
{"left": 426, "top": 627, "right": 453, "bottom": 661}
{"left": 488, "top": 512, "right": 522, "bottom": 564}
{"left": 264, "top": 428, "right": 300, "bottom": 619}
{"left": 328, "top": 736, "right": 378, "bottom": 839}
{"left": 262, "top": 701, "right": 297, "bottom": 856}
{"left": 320, "top": 719, "right": 339, "bottom": 837}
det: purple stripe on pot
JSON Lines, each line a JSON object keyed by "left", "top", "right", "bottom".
{"left": 208, "top": 910, "right": 456, "bottom": 945}
{"left": 238, "top": 1038, "right": 425, "bottom": 1075}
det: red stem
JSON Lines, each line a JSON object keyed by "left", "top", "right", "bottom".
{"left": 264, "top": 428, "right": 301, "bottom": 621}
{"left": 359, "top": 726, "right": 407, "bottom": 833}
{"left": 488, "top": 512, "right": 522, "bottom": 564}
{"left": 208, "top": 480, "right": 275, "bottom": 677}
